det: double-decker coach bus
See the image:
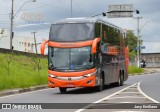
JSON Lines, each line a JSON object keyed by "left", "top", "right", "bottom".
{"left": 41, "top": 18, "right": 129, "bottom": 93}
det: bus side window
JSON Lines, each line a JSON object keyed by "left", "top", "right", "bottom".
{"left": 95, "top": 23, "right": 101, "bottom": 38}
{"left": 123, "top": 32, "right": 128, "bottom": 47}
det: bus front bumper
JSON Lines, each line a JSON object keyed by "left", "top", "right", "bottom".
{"left": 48, "top": 75, "right": 96, "bottom": 88}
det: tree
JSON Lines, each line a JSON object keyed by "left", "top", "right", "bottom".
{"left": 126, "top": 30, "right": 138, "bottom": 61}
{"left": 1, "top": 52, "right": 15, "bottom": 75}
{"left": 32, "top": 55, "right": 41, "bottom": 75}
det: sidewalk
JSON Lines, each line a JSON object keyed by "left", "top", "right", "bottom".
{"left": 0, "top": 85, "right": 48, "bottom": 97}
{"left": 144, "top": 68, "right": 160, "bottom": 74}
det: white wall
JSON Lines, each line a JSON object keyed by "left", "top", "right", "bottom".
{"left": 0, "top": 34, "right": 38, "bottom": 53}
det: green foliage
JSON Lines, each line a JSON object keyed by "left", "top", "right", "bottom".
{"left": 128, "top": 66, "right": 144, "bottom": 75}
{"left": 0, "top": 52, "right": 48, "bottom": 90}
{"left": 126, "top": 30, "right": 138, "bottom": 61}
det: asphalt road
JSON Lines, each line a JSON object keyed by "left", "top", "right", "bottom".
{"left": 0, "top": 72, "right": 160, "bottom": 112}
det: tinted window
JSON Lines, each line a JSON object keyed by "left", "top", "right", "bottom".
{"left": 102, "top": 24, "right": 120, "bottom": 46}
{"left": 49, "top": 23, "right": 94, "bottom": 42}
{"left": 95, "top": 23, "right": 101, "bottom": 37}
{"left": 48, "top": 47, "right": 94, "bottom": 71}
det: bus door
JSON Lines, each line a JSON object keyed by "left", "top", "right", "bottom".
{"left": 111, "top": 56, "right": 119, "bottom": 82}
{"left": 102, "top": 55, "right": 113, "bottom": 84}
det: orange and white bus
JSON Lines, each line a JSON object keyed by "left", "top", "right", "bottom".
{"left": 41, "top": 18, "right": 129, "bottom": 93}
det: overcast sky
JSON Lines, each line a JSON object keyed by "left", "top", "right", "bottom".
{"left": 0, "top": 0, "right": 160, "bottom": 53}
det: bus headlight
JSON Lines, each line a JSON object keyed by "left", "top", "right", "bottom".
{"left": 83, "top": 70, "right": 97, "bottom": 78}
{"left": 48, "top": 74, "right": 56, "bottom": 78}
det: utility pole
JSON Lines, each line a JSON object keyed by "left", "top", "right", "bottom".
{"left": 31, "top": 32, "right": 38, "bottom": 54}
{"left": 9, "top": 0, "right": 36, "bottom": 50}
{"left": 10, "top": 0, "right": 14, "bottom": 50}
{"left": 134, "top": 16, "right": 142, "bottom": 67}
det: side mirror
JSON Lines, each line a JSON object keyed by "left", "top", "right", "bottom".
{"left": 92, "top": 38, "right": 100, "bottom": 53}
{"left": 40, "top": 40, "right": 48, "bottom": 55}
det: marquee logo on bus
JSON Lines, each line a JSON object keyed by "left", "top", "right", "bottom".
{"left": 60, "top": 43, "right": 77, "bottom": 47}
{"left": 101, "top": 43, "right": 108, "bottom": 53}
{"left": 101, "top": 43, "right": 118, "bottom": 55}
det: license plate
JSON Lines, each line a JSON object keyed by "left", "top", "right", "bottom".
{"left": 67, "top": 84, "right": 74, "bottom": 87}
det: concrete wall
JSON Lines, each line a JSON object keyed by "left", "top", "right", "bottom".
{"left": 141, "top": 53, "right": 160, "bottom": 68}
{"left": 0, "top": 48, "right": 46, "bottom": 58}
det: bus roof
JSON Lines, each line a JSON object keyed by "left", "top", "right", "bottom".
{"left": 52, "top": 18, "right": 125, "bottom": 32}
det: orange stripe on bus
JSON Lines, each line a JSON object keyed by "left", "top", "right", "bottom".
{"left": 48, "top": 40, "right": 93, "bottom": 48}
{"left": 48, "top": 68, "right": 96, "bottom": 77}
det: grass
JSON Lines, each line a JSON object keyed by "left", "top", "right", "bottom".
{"left": 128, "top": 66, "right": 144, "bottom": 75}
{"left": 0, "top": 52, "right": 48, "bottom": 91}
{"left": 0, "top": 52, "right": 145, "bottom": 91}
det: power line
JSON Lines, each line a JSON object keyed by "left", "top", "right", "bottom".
{"left": 22, "top": 0, "right": 65, "bottom": 11}
{"left": 14, "top": 24, "right": 50, "bottom": 34}
{"left": 132, "top": 28, "right": 160, "bottom": 36}
{"left": 72, "top": 0, "right": 88, "bottom": 16}
{"left": 0, "top": 14, "right": 9, "bottom": 15}
{"left": 13, "top": 35, "right": 33, "bottom": 38}
{"left": 142, "top": 29, "right": 160, "bottom": 35}
{"left": 0, "top": 21, "right": 10, "bottom": 23}
{"left": 0, "top": 23, "right": 10, "bottom": 25}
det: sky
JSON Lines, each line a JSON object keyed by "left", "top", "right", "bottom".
{"left": 0, "top": 0, "right": 160, "bottom": 53}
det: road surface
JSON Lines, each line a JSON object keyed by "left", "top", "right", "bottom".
{"left": 0, "top": 72, "right": 160, "bottom": 112}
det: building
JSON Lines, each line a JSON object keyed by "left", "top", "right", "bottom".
{"left": 0, "top": 28, "right": 7, "bottom": 38}
{"left": 13, "top": 37, "right": 35, "bottom": 53}
{"left": 0, "top": 29, "right": 37, "bottom": 53}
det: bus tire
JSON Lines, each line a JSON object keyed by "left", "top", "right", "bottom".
{"left": 116, "top": 74, "right": 124, "bottom": 86}
{"left": 97, "top": 75, "right": 104, "bottom": 91}
{"left": 59, "top": 87, "right": 67, "bottom": 93}
{"left": 120, "top": 74, "right": 124, "bottom": 86}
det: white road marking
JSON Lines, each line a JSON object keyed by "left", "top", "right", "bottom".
{"left": 107, "top": 96, "right": 146, "bottom": 99}
{"left": 137, "top": 82, "right": 159, "bottom": 103}
{"left": 120, "top": 92, "right": 139, "bottom": 94}
{"left": 114, "top": 110, "right": 145, "bottom": 112}
{"left": 94, "top": 83, "right": 138, "bottom": 104}
{"left": 118, "top": 102, "right": 134, "bottom": 103}
{"left": 75, "top": 82, "right": 160, "bottom": 112}
{"left": 0, "top": 88, "right": 50, "bottom": 99}
{"left": 126, "top": 88, "right": 138, "bottom": 89}
{"left": 75, "top": 83, "right": 138, "bottom": 112}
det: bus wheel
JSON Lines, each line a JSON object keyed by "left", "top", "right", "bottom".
{"left": 97, "top": 75, "right": 104, "bottom": 91}
{"left": 116, "top": 74, "right": 124, "bottom": 86}
{"left": 59, "top": 87, "right": 67, "bottom": 93}
{"left": 120, "top": 74, "right": 124, "bottom": 86}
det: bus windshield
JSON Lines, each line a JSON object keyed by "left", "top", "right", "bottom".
{"left": 48, "top": 46, "right": 93, "bottom": 71}
{"left": 49, "top": 23, "right": 94, "bottom": 42}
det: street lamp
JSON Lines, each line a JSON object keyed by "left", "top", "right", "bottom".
{"left": 14, "top": 0, "right": 36, "bottom": 17}
{"left": 91, "top": 12, "right": 107, "bottom": 17}
{"left": 139, "top": 19, "right": 150, "bottom": 62}
{"left": 134, "top": 11, "right": 150, "bottom": 67}
{"left": 10, "top": 0, "right": 36, "bottom": 50}
{"left": 139, "top": 19, "right": 150, "bottom": 32}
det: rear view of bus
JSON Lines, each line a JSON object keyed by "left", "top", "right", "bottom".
{"left": 41, "top": 18, "right": 129, "bottom": 93}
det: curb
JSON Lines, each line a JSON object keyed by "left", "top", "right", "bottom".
{"left": 0, "top": 85, "right": 48, "bottom": 97}
{"left": 129, "top": 71, "right": 160, "bottom": 76}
